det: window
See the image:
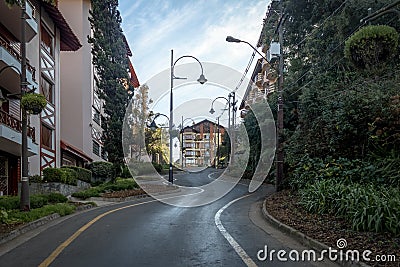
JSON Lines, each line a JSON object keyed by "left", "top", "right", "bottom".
{"left": 93, "top": 141, "right": 100, "bottom": 156}
{"left": 41, "top": 77, "right": 53, "bottom": 104}
{"left": 41, "top": 24, "right": 53, "bottom": 56}
{"left": 41, "top": 124, "right": 53, "bottom": 149}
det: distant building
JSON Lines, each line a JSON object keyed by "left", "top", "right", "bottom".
{"left": 181, "top": 119, "right": 225, "bottom": 167}
{"left": 0, "top": 0, "right": 81, "bottom": 195}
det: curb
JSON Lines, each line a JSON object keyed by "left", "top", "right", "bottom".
{"left": 0, "top": 204, "right": 94, "bottom": 246}
{"left": 261, "top": 198, "right": 370, "bottom": 267}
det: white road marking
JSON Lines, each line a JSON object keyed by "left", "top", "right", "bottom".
{"left": 214, "top": 194, "right": 258, "bottom": 267}
{"left": 208, "top": 172, "right": 248, "bottom": 186}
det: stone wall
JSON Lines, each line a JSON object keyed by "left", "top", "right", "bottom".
{"left": 27, "top": 180, "right": 90, "bottom": 196}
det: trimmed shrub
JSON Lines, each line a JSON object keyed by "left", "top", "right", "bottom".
{"left": 42, "top": 167, "right": 77, "bottom": 185}
{"left": 345, "top": 25, "right": 399, "bottom": 69}
{"left": 152, "top": 162, "right": 162, "bottom": 173}
{"left": 87, "top": 161, "right": 115, "bottom": 182}
{"left": 61, "top": 166, "right": 92, "bottom": 183}
{"left": 29, "top": 175, "right": 43, "bottom": 183}
{"left": 30, "top": 195, "right": 49, "bottom": 209}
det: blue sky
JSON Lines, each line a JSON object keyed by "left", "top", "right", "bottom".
{"left": 120, "top": 0, "right": 269, "bottom": 83}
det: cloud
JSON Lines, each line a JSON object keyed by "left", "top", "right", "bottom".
{"left": 122, "top": 0, "right": 268, "bottom": 83}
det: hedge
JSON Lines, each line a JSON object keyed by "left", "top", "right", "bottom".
{"left": 61, "top": 166, "right": 92, "bottom": 183}
{"left": 0, "top": 193, "right": 67, "bottom": 210}
{"left": 42, "top": 167, "right": 77, "bottom": 185}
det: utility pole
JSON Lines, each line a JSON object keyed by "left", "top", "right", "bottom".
{"left": 229, "top": 92, "right": 236, "bottom": 164}
{"left": 20, "top": 0, "right": 30, "bottom": 210}
{"left": 276, "top": 1, "right": 285, "bottom": 191}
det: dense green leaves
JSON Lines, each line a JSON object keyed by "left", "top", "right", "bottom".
{"left": 345, "top": 25, "right": 399, "bottom": 69}
{"left": 88, "top": 0, "right": 130, "bottom": 171}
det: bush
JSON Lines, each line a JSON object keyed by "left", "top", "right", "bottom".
{"left": 71, "top": 188, "right": 101, "bottom": 199}
{"left": 120, "top": 165, "right": 133, "bottom": 178}
{"left": 7, "top": 203, "right": 76, "bottom": 223}
{"left": 42, "top": 167, "right": 77, "bottom": 185}
{"left": 46, "top": 192, "right": 68, "bottom": 204}
{"left": 300, "top": 180, "right": 400, "bottom": 234}
{"left": 61, "top": 166, "right": 92, "bottom": 183}
{"left": 29, "top": 175, "right": 43, "bottom": 183}
{"left": 0, "top": 196, "right": 19, "bottom": 210}
{"left": 87, "top": 161, "right": 115, "bottom": 182}
{"left": 0, "top": 193, "right": 68, "bottom": 211}
{"left": 71, "top": 178, "right": 138, "bottom": 199}
{"left": 345, "top": 25, "right": 399, "bottom": 69}
{"left": 288, "top": 155, "right": 399, "bottom": 190}
{"left": 152, "top": 162, "right": 162, "bottom": 173}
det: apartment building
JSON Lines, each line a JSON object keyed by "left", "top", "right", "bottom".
{"left": 58, "top": 0, "right": 139, "bottom": 167}
{"left": 239, "top": 0, "right": 280, "bottom": 117}
{"left": 0, "top": 0, "right": 81, "bottom": 195}
{"left": 181, "top": 119, "right": 225, "bottom": 167}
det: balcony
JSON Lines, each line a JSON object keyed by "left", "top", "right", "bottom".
{"left": 0, "top": 109, "right": 37, "bottom": 156}
{"left": 0, "top": 0, "right": 38, "bottom": 42}
{"left": 0, "top": 34, "right": 37, "bottom": 95}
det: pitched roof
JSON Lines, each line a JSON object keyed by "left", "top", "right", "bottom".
{"left": 41, "top": 1, "right": 81, "bottom": 51}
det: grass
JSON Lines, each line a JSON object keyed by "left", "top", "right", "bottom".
{"left": 72, "top": 178, "right": 139, "bottom": 199}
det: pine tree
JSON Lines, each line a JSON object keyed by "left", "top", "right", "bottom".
{"left": 88, "top": 0, "right": 129, "bottom": 172}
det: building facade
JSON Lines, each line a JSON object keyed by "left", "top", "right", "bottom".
{"left": 0, "top": 0, "right": 81, "bottom": 195}
{"left": 58, "top": 0, "right": 139, "bottom": 168}
{"left": 181, "top": 119, "right": 225, "bottom": 167}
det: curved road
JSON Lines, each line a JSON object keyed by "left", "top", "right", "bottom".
{"left": 0, "top": 168, "right": 337, "bottom": 266}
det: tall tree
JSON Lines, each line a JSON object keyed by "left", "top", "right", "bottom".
{"left": 88, "top": 0, "right": 129, "bottom": 171}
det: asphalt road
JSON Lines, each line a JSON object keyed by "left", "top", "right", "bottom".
{"left": 0, "top": 168, "right": 338, "bottom": 267}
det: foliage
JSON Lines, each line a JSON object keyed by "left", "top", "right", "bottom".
{"left": 0, "top": 193, "right": 67, "bottom": 211}
{"left": 345, "top": 25, "right": 399, "bottom": 69}
{"left": 21, "top": 93, "right": 47, "bottom": 114}
{"left": 88, "top": 0, "right": 131, "bottom": 170}
{"left": 42, "top": 167, "right": 77, "bottom": 185}
{"left": 299, "top": 180, "right": 400, "bottom": 234}
{"left": 289, "top": 155, "right": 400, "bottom": 190}
{"left": 71, "top": 178, "right": 138, "bottom": 199}
{"left": 29, "top": 175, "right": 43, "bottom": 183}
{"left": 86, "top": 161, "right": 115, "bottom": 182}
{"left": 152, "top": 162, "right": 163, "bottom": 173}
{"left": 61, "top": 166, "right": 92, "bottom": 183}
{"left": 6, "top": 203, "right": 75, "bottom": 223}
{"left": 0, "top": 196, "right": 19, "bottom": 210}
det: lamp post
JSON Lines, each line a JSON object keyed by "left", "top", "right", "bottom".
{"left": 226, "top": 32, "right": 284, "bottom": 190}
{"left": 0, "top": 1, "right": 30, "bottom": 208}
{"left": 170, "top": 50, "right": 207, "bottom": 184}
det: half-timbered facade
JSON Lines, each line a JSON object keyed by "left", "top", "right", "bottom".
{"left": 0, "top": 0, "right": 80, "bottom": 195}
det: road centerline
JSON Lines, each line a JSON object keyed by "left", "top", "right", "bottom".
{"left": 38, "top": 190, "right": 205, "bottom": 267}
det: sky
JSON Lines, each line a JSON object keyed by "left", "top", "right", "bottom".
{"left": 119, "top": 0, "right": 269, "bottom": 128}
{"left": 120, "top": 0, "right": 268, "bottom": 84}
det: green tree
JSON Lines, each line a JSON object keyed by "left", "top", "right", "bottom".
{"left": 88, "top": 0, "right": 129, "bottom": 173}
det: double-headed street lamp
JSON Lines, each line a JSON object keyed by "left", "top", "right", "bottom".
{"left": 170, "top": 50, "right": 207, "bottom": 183}
{"left": 226, "top": 34, "right": 284, "bottom": 190}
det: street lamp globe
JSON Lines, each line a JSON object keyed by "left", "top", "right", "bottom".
{"left": 197, "top": 74, "right": 207, "bottom": 84}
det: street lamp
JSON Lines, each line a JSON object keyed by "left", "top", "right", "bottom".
{"left": 170, "top": 50, "right": 207, "bottom": 184}
{"left": 226, "top": 34, "right": 284, "bottom": 190}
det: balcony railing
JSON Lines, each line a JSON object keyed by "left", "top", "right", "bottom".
{"left": 0, "top": 34, "right": 36, "bottom": 81}
{"left": 0, "top": 109, "right": 35, "bottom": 142}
